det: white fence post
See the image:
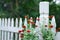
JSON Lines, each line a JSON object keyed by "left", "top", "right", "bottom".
{"left": 0, "top": 18, "right": 2, "bottom": 40}
{"left": 39, "top": 2, "right": 49, "bottom": 29}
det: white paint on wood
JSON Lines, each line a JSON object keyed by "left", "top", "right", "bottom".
{"left": 39, "top": 2, "right": 49, "bottom": 13}
{"left": 7, "top": 18, "right": 11, "bottom": 40}
{"left": 15, "top": 18, "right": 18, "bottom": 40}
{"left": 1, "top": 18, "right": 5, "bottom": 27}
{"left": 8, "top": 32, "right": 10, "bottom": 40}
{"left": 24, "top": 18, "right": 27, "bottom": 29}
{"left": 0, "top": 18, "right": 1, "bottom": 40}
{"left": 19, "top": 18, "right": 22, "bottom": 29}
{"left": 8, "top": 18, "right": 11, "bottom": 27}
{"left": 39, "top": 2, "right": 49, "bottom": 30}
{"left": 19, "top": 18, "right": 22, "bottom": 40}
{"left": 11, "top": 18, "right": 14, "bottom": 40}
{"left": 5, "top": 18, "right": 8, "bottom": 40}
{"left": 51, "top": 16, "right": 56, "bottom": 39}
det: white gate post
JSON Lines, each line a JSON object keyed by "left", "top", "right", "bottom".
{"left": 39, "top": 2, "right": 49, "bottom": 29}
{"left": 39, "top": 2, "right": 49, "bottom": 40}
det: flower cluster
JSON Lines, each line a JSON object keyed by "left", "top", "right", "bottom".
{"left": 18, "top": 15, "right": 56, "bottom": 40}
{"left": 18, "top": 16, "right": 39, "bottom": 40}
{"left": 19, "top": 25, "right": 39, "bottom": 40}
{"left": 41, "top": 15, "right": 56, "bottom": 40}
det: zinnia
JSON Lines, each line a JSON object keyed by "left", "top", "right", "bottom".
{"left": 20, "top": 33, "right": 24, "bottom": 38}
{"left": 18, "top": 30, "right": 24, "bottom": 33}
{"left": 22, "top": 25, "right": 26, "bottom": 28}
{"left": 49, "top": 25, "right": 53, "bottom": 28}
{"left": 27, "top": 30, "right": 31, "bottom": 33}
{"left": 31, "top": 22, "right": 35, "bottom": 24}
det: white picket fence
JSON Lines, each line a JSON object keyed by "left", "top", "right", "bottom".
{"left": 0, "top": 17, "right": 39, "bottom": 40}
{"left": 0, "top": 17, "right": 60, "bottom": 40}
{"left": 0, "top": 18, "right": 23, "bottom": 40}
{"left": 0, "top": 2, "right": 60, "bottom": 40}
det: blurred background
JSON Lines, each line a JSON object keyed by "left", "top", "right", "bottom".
{"left": 0, "top": 0, "right": 60, "bottom": 28}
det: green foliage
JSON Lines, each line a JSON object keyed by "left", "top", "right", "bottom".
{"left": 0, "top": 0, "right": 60, "bottom": 27}
{"left": 0, "top": 0, "right": 40, "bottom": 18}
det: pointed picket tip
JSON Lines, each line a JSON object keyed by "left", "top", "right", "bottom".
{"left": 1, "top": 18, "right": 5, "bottom": 27}
{"left": 0, "top": 18, "right": 1, "bottom": 27}
{"left": 8, "top": 18, "right": 10, "bottom": 27}
{"left": 19, "top": 18, "right": 22, "bottom": 29}
{"left": 36, "top": 17, "right": 40, "bottom": 21}
{"left": 51, "top": 16, "right": 56, "bottom": 35}
{"left": 15, "top": 18, "right": 18, "bottom": 27}
{"left": 24, "top": 17, "right": 27, "bottom": 29}
{"left": 30, "top": 17, "right": 33, "bottom": 22}
{"left": 51, "top": 16, "right": 56, "bottom": 28}
{"left": 11, "top": 18, "right": 14, "bottom": 27}
{"left": 36, "top": 17, "right": 38, "bottom": 24}
{"left": 30, "top": 17, "right": 32, "bottom": 20}
{"left": 5, "top": 18, "right": 8, "bottom": 27}
{"left": 36, "top": 17, "right": 38, "bottom": 20}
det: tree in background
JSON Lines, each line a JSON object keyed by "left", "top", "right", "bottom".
{"left": 0, "top": 0, "right": 41, "bottom": 18}
{"left": 0, "top": 0, "right": 60, "bottom": 27}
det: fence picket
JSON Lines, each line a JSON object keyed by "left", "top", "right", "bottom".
{"left": 19, "top": 18, "right": 22, "bottom": 40}
{"left": 10, "top": 18, "right": 14, "bottom": 40}
{"left": 5, "top": 18, "right": 7, "bottom": 27}
{"left": 51, "top": 16, "right": 56, "bottom": 33}
{"left": 51, "top": 16, "right": 56, "bottom": 39}
{"left": 1, "top": 18, "right": 5, "bottom": 40}
{"left": 19, "top": 18, "right": 22, "bottom": 29}
{"left": 7, "top": 18, "right": 11, "bottom": 40}
{"left": 1, "top": 18, "right": 5, "bottom": 27}
{"left": 24, "top": 18, "right": 27, "bottom": 30}
{"left": 30, "top": 17, "right": 33, "bottom": 28}
{"left": 0, "top": 18, "right": 2, "bottom": 40}
{"left": 35, "top": 17, "right": 43, "bottom": 40}
{"left": 15, "top": 18, "right": 18, "bottom": 40}
{"left": 5, "top": 18, "right": 8, "bottom": 40}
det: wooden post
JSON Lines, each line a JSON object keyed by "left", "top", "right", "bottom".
{"left": 39, "top": 2, "right": 49, "bottom": 29}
